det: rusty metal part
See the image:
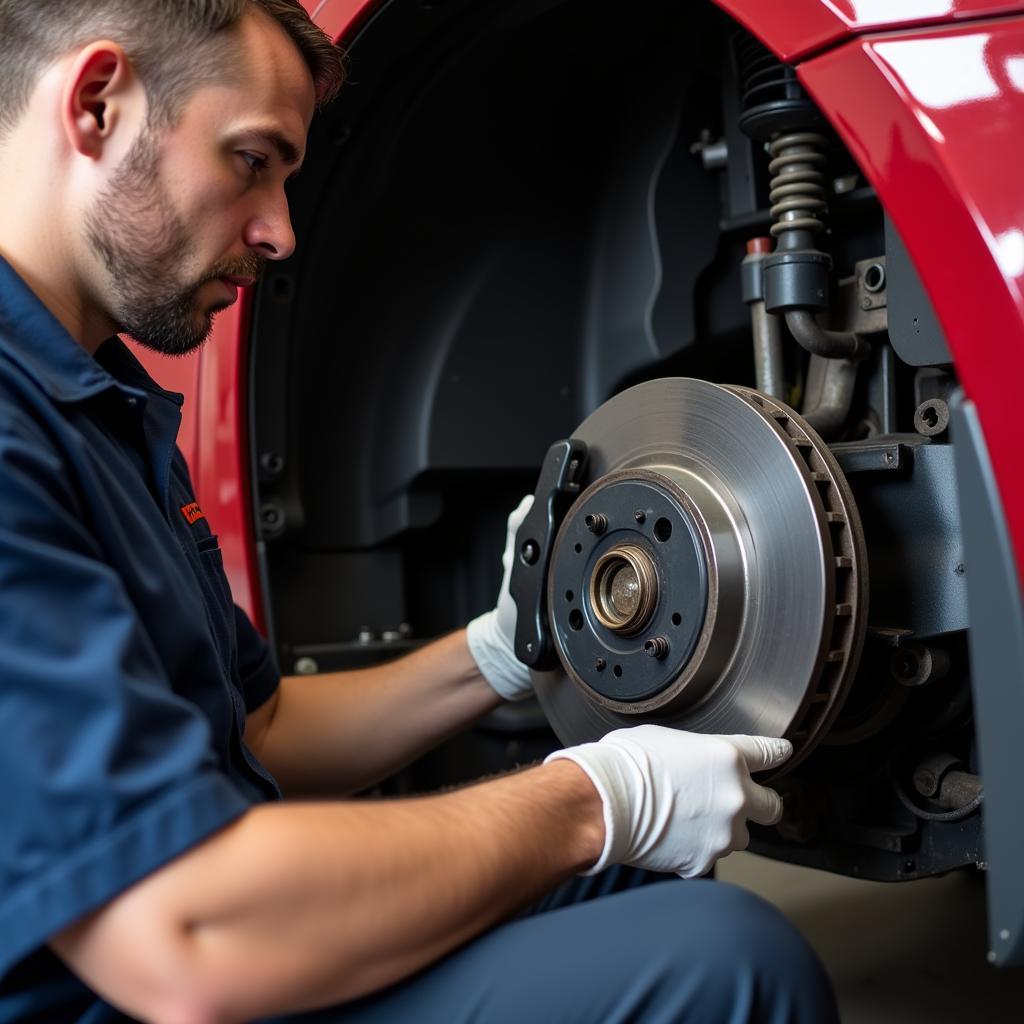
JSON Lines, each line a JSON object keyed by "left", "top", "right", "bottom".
{"left": 743, "top": 238, "right": 786, "bottom": 400}
{"left": 785, "top": 309, "right": 870, "bottom": 361}
{"left": 899, "top": 751, "right": 984, "bottom": 821}
{"left": 751, "top": 302, "right": 787, "bottom": 399}
{"left": 912, "top": 752, "right": 961, "bottom": 798}
{"left": 533, "top": 378, "right": 868, "bottom": 777}
{"left": 889, "top": 642, "right": 951, "bottom": 688}
{"left": 643, "top": 636, "right": 670, "bottom": 660}
{"left": 802, "top": 355, "right": 858, "bottom": 439}
{"left": 856, "top": 256, "right": 888, "bottom": 311}
{"left": 797, "top": 261, "right": 889, "bottom": 437}
{"left": 589, "top": 544, "right": 659, "bottom": 635}
{"left": 914, "top": 398, "right": 950, "bottom": 437}
{"left": 862, "top": 261, "right": 886, "bottom": 294}
{"left": 768, "top": 132, "right": 829, "bottom": 240}
{"left": 935, "top": 771, "right": 984, "bottom": 811}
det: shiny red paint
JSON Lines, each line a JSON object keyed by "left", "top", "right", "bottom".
{"left": 716, "top": 0, "right": 1024, "bottom": 60}
{"left": 190, "top": 297, "right": 263, "bottom": 626}
{"left": 304, "top": 0, "right": 379, "bottom": 40}
{"left": 798, "top": 18, "right": 1024, "bottom": 587}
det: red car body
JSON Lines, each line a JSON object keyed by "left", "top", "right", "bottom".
{"left": 135, "top": 0, "right": 1024, "bottom": 632}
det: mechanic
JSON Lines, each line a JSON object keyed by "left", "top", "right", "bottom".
{"left": 0, "top": 2, "right": 839, "bottom": 1021}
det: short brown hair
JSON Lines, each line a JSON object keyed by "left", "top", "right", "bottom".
{"left": 0, "top": 0, "right": 345, "bottom": 141}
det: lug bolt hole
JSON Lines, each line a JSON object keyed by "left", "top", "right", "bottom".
{"left": 613, "top": 664, "right": 623, "bottom": 677}
{"left": 671, "top": 612, "right": 682, "bottom": 626}
{"left": 569, "top": 609, "right": 584, "bottom": 631}
{"left": 654, "top": 517, "right": 673, "bottom": 543}
{"left": 565, "top": 590, "right": 574, "bottom": 603}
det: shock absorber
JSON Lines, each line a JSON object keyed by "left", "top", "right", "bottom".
{"left": 736, "top": 36, "right": 867, "bottom": 430}
{"left": 768, "top": 132, "right": 829, "bottom": 247}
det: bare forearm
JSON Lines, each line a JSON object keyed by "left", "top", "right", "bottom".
{"left": 251, "top": 630, "right": 502, "bottom": 796}
{"left": 53, "top": 760, "right": 603, "bottom": 1024}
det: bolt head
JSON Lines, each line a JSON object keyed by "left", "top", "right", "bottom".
{"left": 634, "top": 510, "right": 647, "bottom": 524}
{"left": 521, "top": 540, "right": 540, "bottom": 565}
{"left": 594, "top": 657, "right": 606, "bottom": 672}
{"left": 643, "top": 636, "right": 669, "bottom": 659}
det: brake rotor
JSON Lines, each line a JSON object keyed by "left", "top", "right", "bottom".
{"left": 532, "top": 378, "right": 868, "bottom": 775}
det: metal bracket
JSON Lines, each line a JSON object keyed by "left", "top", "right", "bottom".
{"left": 510, "top": 438, "right": 589, "bottom": 669}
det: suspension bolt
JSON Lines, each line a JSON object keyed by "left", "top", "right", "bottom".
{"left": 585, "top": 513, "right": 608, "bottom": 535}
{"left": 643, "top": 636, "right": 670, "bottom": 660}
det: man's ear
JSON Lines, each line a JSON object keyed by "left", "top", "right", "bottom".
{"left": 62, "top": 42, "right": 134, "bottom": 160}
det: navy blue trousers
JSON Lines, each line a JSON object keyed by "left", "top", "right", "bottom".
{"left": 268, "top": 867, "right": 839, "bottom": 1023}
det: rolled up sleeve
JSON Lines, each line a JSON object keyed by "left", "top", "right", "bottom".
{"left": 0, "top": 414, "right": 252, "bottom": 976}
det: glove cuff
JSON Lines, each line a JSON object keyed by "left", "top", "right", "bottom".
{"left": 466, "top": 610, "right": 533, "bottom": 702}
{"left": 543, "top": 747, "right": 622, "bottom": 875}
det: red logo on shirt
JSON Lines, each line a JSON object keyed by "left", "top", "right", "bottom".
{"left": 180, "top": 502, "right": 205, "bottom": 525}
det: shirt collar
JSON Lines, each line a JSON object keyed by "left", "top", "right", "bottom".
{"left": 0, "top": 254, "right": 182, "bottom": 407}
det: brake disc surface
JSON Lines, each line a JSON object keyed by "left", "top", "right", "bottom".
{"left": 532, "top": 378, "right": 867, "bottom": 773}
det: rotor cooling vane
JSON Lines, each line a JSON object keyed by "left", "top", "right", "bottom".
{"left": 512, "top": 378, "right": 868, "bottom": 776}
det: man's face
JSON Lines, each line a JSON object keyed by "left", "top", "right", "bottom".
{"left": 83, "top": 11, "right": 316, "bottom": 356}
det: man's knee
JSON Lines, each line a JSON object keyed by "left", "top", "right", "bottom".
{"left": 620, "top": 880, "right": 839, "bottom": 1023}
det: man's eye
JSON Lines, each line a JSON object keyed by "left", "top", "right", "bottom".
{"left": 241, "top": 152, "right": 268, "bottom": 175}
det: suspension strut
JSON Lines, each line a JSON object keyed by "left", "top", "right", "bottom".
{"left": 737, "top": 39, "right": 868, "bottom": 382}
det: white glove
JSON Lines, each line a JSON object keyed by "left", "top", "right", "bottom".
{"left": 466, "top": 495, "right": 535, "bottom": 701}
{"left": 546, "top": 724, "right": 791, "bottom": 877}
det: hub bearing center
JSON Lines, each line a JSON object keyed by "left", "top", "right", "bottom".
{"left": 590, "top": 544, "right": 658, "bottom": 635}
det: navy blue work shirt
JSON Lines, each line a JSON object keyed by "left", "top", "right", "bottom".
{"left": 0, "top": 256, "right": 282, "bottom": 1023}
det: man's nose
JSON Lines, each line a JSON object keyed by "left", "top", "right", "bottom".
{"left": 243, "top": 195, "right": 297, "bottom": 261}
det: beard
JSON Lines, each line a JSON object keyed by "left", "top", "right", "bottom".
{"left": 84, "top": 127, "right": 265, "bottom": 357}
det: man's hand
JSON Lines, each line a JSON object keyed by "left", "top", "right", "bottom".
{"left": 546, "top": 724, "right": 791, "bottom": 878}
{"left": 466, "top": 495, "right": 535, "bottom": 701}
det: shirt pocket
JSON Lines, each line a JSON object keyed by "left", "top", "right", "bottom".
{"left": 194, "top": 539, "right": 236, "bottom": 652}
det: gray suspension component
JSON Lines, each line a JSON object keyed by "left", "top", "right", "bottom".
{"left": 741, "top": 238, "right": 786, "bottom": 400}
{"left": 736, "top": 46, "right": 868, "bottom": 435}
{"left": 763, "top": 131, "right": 868, "bottom": 363}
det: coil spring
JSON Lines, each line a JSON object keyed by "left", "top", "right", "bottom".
{"left": 768, "top": 132, "right": 828, "bottom": 240}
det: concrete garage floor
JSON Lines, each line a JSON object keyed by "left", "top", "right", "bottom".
{"left": 717, "top": 852, "right": 1024, "bottom": 1023}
